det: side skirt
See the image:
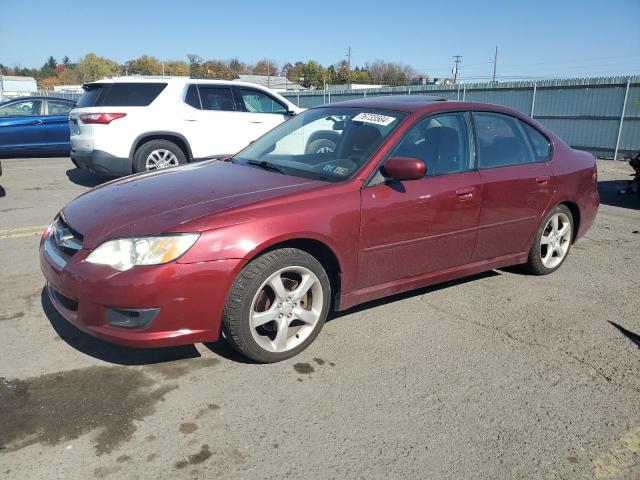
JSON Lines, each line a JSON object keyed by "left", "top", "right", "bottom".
{"left": 338, "top": 251, "right": 528, "bottom": 311}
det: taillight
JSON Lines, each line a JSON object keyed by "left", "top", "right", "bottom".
{"left": 79, "top": 113, "right": 126, "bottom": 124}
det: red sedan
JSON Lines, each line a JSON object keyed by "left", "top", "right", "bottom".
{"left": 40, "top": 97, "right": 599, "bottom": 362}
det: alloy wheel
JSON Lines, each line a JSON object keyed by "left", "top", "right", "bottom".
{"left": 249, "top": 266, "right": 323, "bottom": 353}
{"left": 540, "top": 212, "right": 572, "bottom": 269}
{"left": 145, "top": 149, "right": 179, "bottom": 170}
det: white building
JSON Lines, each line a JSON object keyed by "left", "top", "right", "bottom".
{"left": 0, "top": 75, "right": 37, "bottom": 100}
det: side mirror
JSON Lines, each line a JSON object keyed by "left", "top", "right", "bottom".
{"left": 287, "top": 109, "right": 297, "bottom": 116}
{"left": 382, "top": 157, "right": 426, "bottom": 181}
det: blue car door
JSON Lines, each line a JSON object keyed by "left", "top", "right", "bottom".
{"left": 43, "top": 99, "right": 74, "bottom": 152}
{"left": 0, "top": 99, "right": 45, "bottom": 151}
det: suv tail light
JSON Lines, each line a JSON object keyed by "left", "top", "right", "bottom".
{"left": 79, "top": 113, "right": 127, "bottom": 124}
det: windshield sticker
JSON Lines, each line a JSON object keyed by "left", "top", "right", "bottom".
{"left": 352, "top": 112, "right": 396, "bottom": 126}
{"left": 323, "top": 165, "right": 350, "bottom": 175}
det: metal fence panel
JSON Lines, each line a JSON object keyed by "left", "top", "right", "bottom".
{"left": 464, "top": 89, "right": 533, "bottom": 115}
{"left": 534, "top": 86, "right": 626, "bottom": 117}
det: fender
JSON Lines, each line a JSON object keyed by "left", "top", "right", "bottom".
{"left": 129, "top": 131, "right": 194, "bottom": 160}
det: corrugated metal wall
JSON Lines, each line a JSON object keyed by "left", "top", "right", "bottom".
{"left": 283, "top": 76, "right": 640, "bottom": 159}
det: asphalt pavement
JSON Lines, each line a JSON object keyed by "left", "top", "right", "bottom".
{"left": 0, "top": 157, "right": 639, "bottom": 479}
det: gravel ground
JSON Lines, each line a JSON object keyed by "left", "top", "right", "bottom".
{"left": 0, "top": 157, "right": 638, "bottom": 480}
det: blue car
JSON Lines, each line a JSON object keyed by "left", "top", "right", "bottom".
{"left": 0, "top": 96, "right": 75, "bottom": 157}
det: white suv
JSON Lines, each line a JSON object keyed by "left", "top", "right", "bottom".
{"left": 69, "top": 77, "right": 302, "bottom": 175}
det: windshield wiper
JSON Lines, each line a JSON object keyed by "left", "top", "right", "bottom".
{"left": 246, "top": 159, "right": 287, "bottom": 175}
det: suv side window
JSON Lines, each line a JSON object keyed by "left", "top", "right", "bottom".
{"left": 0, "top": 100, "right": 42, "bottom": 116}
{"left": 473, "top": 112, "right": 535, "bottom": 169}
{"left": 47, "top": 100, "right": 74, "bottom": 115}
{"left": 239, "top": 88, "right": 287, "bottom": 114}
{"left": 102, "top": 83, "right": 167, "bottom": 107}
{"left": 520, "top": 120, "right": 552, "bottom": 161}
{"left": 198, "top": 86, "right": 236, "bottom": 111}
{"left": 390, "top": 112, "right": 473, "bottom": 176}
{"left": 184, "top": 84, "right": 201, "bottom": 109}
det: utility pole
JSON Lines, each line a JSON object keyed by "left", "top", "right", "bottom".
{"left": 162, "top": 61, "right": 165, "bottom": 76}
{"left": 453, "top": 55, "right": 462, "bottom": 83}
{"left": 346, "top": 46, "right": 351, "bottom": 89}
{"left": 492, "top": 46, "right": 498, "bottom": 83}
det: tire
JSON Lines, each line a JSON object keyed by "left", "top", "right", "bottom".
{"left": 524, "top": 204, "right": 574, "bottom": 275}
{"left": 133, "top": 139, "right": 187, "bottom": 173}
{"left": 222, "top": 248, "right": 331, "bottom": 363}
{"left": 305, "top": 138, "right": 336, "bottom": 155}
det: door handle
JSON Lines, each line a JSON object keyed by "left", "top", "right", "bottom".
{"left": 31, "top": 120, "right": 43, "bottom": 125}
{"left": 184, "top": 118, "right": 198, "bottom": 122}
{"left": 535, "top": 175, "right": 551, "bottom": 185}
{"left": 250, "top": 120, "right": 263, "bottom": 124}
{"left": 455, "top": 186, "right": 475, "bottom": 200}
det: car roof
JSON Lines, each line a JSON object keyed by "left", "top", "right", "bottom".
{"left": 0, "top": 96, "right": 75, "bottom": 106}
{"left": 85, "top": 76, "right": 276, "bottom": 89}
{"left": 319, "top": 95, "right": 521, "bottom": 116}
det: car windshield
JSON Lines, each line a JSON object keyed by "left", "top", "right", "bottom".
{"left": 235, "top": 107, "right": 407, "bottom": 182}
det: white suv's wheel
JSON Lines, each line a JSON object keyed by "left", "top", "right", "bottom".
{"left": 222, "top": 248, "right": 331, "bottom": 363}
{"left": 133, "top": 139, "right": 186, "bottom": 173}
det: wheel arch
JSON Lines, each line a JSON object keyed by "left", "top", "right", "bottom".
{"left": 246, "top": 237, "right": 343, "bottom": 311}
{"left": 559, "top": 200, "right": 581, "bottom": 243}
{"left": 130, "top": 131, "right": 193, "bottom": 161}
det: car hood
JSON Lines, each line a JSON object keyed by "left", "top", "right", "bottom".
{"left": 62, "top": 161, "right": 324, "bottom": 249}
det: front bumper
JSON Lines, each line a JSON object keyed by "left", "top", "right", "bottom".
{"left": 71, "top": 149, "right": 132, "bottom": 176}
{"left": 40, "top": 232, "right": 245, "bottom": 348}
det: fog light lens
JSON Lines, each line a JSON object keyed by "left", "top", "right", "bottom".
{"left": 106, "top": 307, "right": 160, "bottom": 329}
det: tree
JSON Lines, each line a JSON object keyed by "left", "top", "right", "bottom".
{"left": 165, "top": 60, "right": 189, "bottom": 76}
{"left": 76, "top": 53, "right": 119, "bottom": 82}
{"left": 40, "top": 56, "right": 57, "bottom": 79}
{"left": 125, "top": 55, "right": 163, "bottom": 75}
{"left": 62, "top": 56, "right": 71, "bottom": 68}
{"left": 187, "top": 53, "right": 204, "bottom": 77}
{"left": 252, "top": 59, "right": 278, "bottom": 77}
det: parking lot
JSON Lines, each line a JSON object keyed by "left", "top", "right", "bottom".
{"left": 0, "top": 157, "right": 638, "bottom": 479}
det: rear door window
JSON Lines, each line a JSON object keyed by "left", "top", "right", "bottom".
{"left": 473, "top": 112, "right": 535, "bottom": 169}
{"left": 239, "top": 88, "right": 287, "bottom": 114}
{"left": 102, "top": 83, "right": 167, "bottom": 106}
{"left": 47, "top": 100, "right": 74, "bottom": 115}
{"left": 198, "top": 86, "right": 236, "bottom": 111}
{"left": 0, "top": 99, "right": 42, "bottom": 116}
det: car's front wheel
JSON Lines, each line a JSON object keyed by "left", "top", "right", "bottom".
{"left": 222, "top": 248, "right": 331, "bottom": 363}
{"left": 133, "top": 139, "right": 186, "bottom": 173}
{"left": 524, "top": 204, "right": 574, "bottom": 275}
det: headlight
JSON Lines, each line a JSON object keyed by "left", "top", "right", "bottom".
{"left": 86, "top": 234, "right": 199, "bottom": 271}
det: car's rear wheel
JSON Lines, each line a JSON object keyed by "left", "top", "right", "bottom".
{"left": 133, "top": 140, "right": 186, "bottom": 173}
{"left": 524, "top": 204, "right": 573, "bottom": 275}
{"left": 222, "top": 248, "right": 331, "bottom": 363}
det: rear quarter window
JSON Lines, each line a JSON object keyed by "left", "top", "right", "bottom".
{"left": 76, "top": 85, "right": 105, "bottom": 108}
{"left": 102, "top": 83, "right": 167, "bottom": 107}
{"left": 520, "top": 120, "right": 552, "bottom": 161}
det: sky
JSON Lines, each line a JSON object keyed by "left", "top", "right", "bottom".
{"left": 1, "top": 0, "right": 639, "bottom": 81}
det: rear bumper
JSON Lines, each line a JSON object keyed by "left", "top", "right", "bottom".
{"left": 40, "top": 232, "right": 245, "bottom": 348}
{"left": 71, "top": 149, "right": 132, "bottom": 176}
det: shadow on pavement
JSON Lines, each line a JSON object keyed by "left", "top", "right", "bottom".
{"left": 609, "top": 321, "right": 640, "bottom": 350}
{"left": 42, "top": 288, "right": 202, "bottom": 365}
{"left": 0, "top": 185, "right": 5, "bottom": 198}
{"left": 598, "top": 180, "right": 640, "bottom": 210}
{"left": 66, "top": 168, "right": 114, "bottom": 188}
